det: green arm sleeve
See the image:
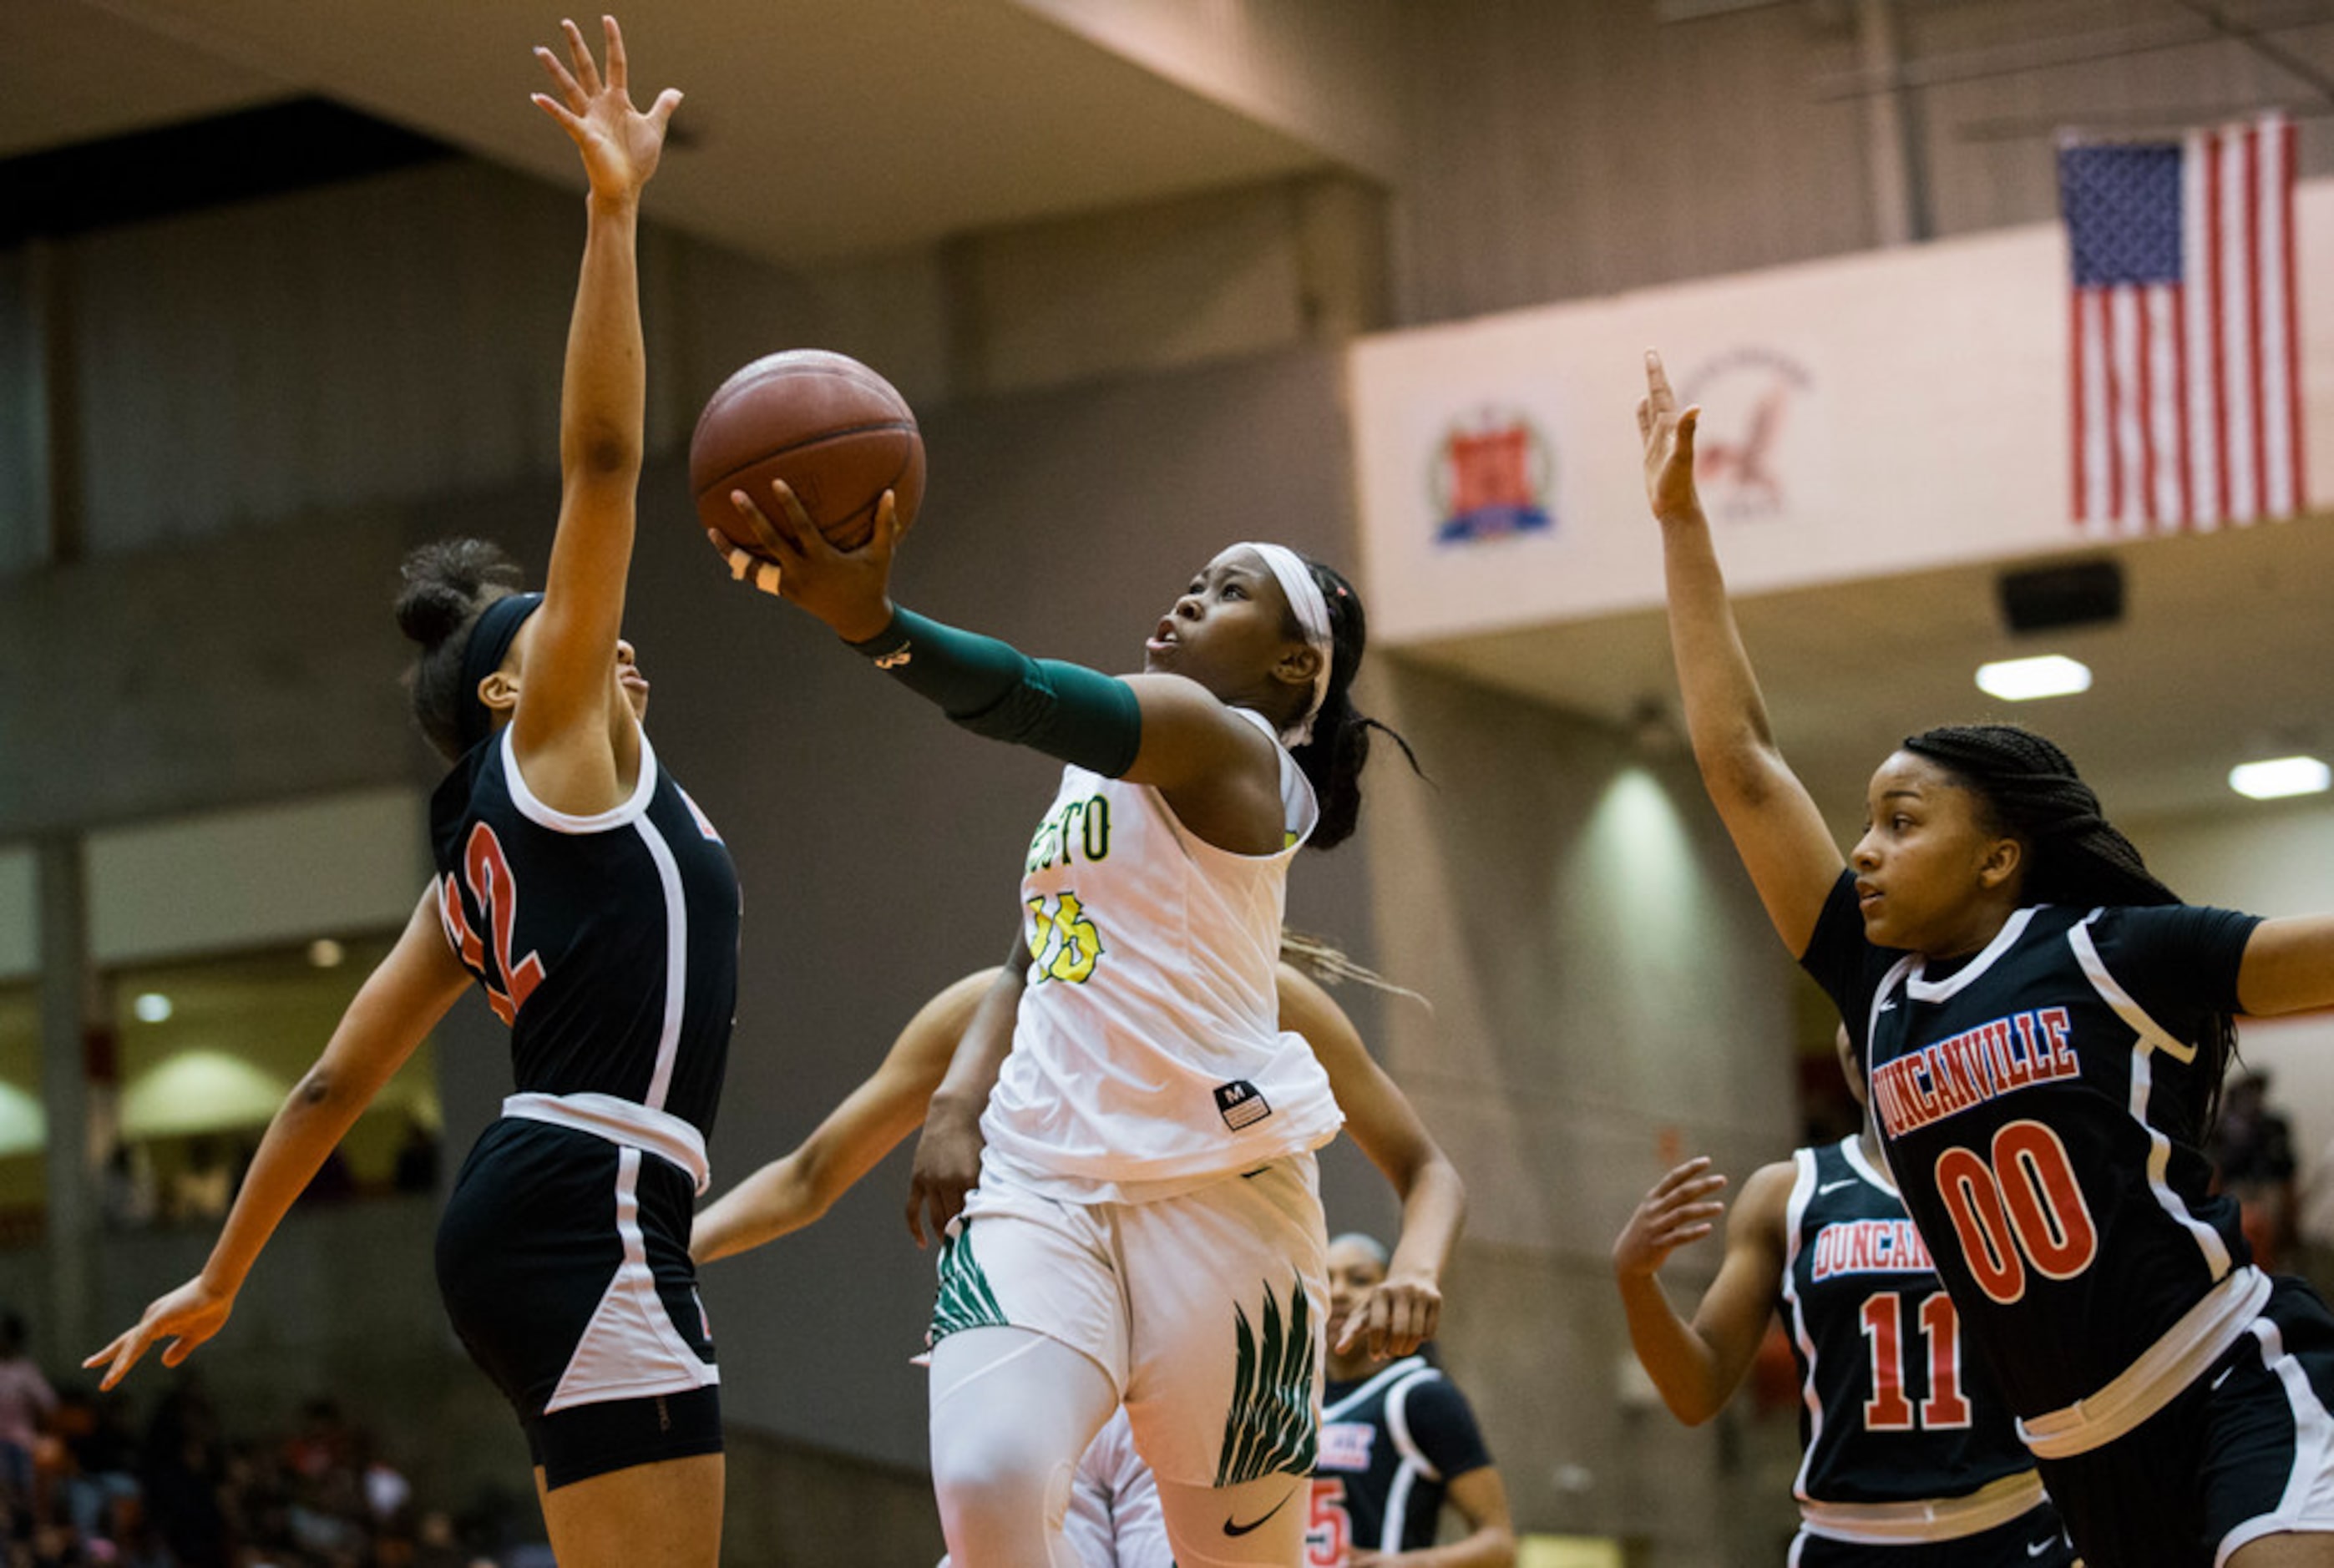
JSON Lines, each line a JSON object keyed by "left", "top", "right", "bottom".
{"left": 848, "top": 608, "right": 1142, "bottom": 777}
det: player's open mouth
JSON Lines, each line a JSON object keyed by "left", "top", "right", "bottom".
{"left": 1147, "top": 618, "right": 1178, "bottom": 653}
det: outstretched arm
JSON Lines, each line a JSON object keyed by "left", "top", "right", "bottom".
{"left": 1641, "top": 350, "right": 1842, "bottom": 956}
{"left": 904, "top": 940, "right": 1030, "bottom": 1247}
{"left": 511, "top": 18, "right": 681, "bottom": 809}
{"left": 84, "top": 887, "right": 473, "bottom": 1388}
{"left": 1611, "top": 1156, "right": 1791, "bottom": 1425}
{"left": 712, "top": 487, "right": 1285, "bottom": 848}
{"left": 1278, "top": 964, "right": 1466, "bottom": 1359}
{"left": 2235, "top": 915, "right": 2334, "bottom": 1017}
{"left": 691, "top": 970, "right": 998, "bottom": 1265}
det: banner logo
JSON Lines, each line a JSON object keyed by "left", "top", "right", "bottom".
{"left": 1430, "top": 408, "right": 1554, "bottom": 544}
{"left": 1682, "top": 348, "right": 1811, "bottom": 524}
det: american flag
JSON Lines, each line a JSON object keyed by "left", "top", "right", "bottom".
{"left": 2058, "top": 114, "right": 2304, "bottom": 531}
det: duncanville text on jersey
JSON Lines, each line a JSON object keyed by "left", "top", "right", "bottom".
{"left": 1870, "top": 1008, "right": 2079, "bottom": 1136}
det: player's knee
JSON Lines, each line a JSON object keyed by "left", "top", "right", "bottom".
{"left": 932, "top": 1450, "right": 1074, "bottom": 1557}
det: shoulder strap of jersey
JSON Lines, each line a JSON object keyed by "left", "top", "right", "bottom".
{"left": 1324, "top": 1354, "right": 1429, "bottom": 1423}
{"left": 1381, "top": 1364, "right": 1448, "bottom": 1481}
{"left": 1781, "top": 1146, "right": 1819, "bottom": 1274}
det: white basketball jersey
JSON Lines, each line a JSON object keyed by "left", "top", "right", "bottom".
{"left": 980, "top": 706, "right": 1344, "bottom": 1201}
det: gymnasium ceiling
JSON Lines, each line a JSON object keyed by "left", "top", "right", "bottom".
{"left": 1408, "top": 518, "right": 2334, "bottom": 832}
{"left": 3, "top": 0, "right": 1355, "bottom": 262}
{"left": 11, "top": 0, "right": 2334, "bottom": 831}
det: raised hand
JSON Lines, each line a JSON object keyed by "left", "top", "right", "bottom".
{"left": 1612, "top": 1156, "right": 1728, "bottom": 1281}
{"left": 1637, "top": 348, "right": 1704, "bottom": 526}
{"left": 718, "top": 480, "right": 905, "bottom": 645}
{"left": 531, "top": 15, "right": 681, "bottom": 201}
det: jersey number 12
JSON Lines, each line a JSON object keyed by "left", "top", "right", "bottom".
{"left": 440, "top": 823, "right": 547, "bottom": 1025}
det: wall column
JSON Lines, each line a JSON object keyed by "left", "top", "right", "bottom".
{"left": 37, "top": 836, "right": 96, "bottom": 1350}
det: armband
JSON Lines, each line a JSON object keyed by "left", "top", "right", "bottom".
{"left": 848, "top": 608, "right": 1142, "bottom": 777}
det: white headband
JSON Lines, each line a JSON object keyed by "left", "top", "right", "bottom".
{"left": 1236, "top": 541, "right": 1334, "bottom": 746}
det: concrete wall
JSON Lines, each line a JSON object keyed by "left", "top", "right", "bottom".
{"left": 1360, "top": 662, "right": 1805, "bottom": 1565}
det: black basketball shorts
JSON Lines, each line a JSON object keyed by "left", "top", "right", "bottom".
{"left": 436, "top": 1118, "right": 722, "bottom": 1489}
{"left": 2037, "top": 1276, "right": 2334, "bottom": 1566}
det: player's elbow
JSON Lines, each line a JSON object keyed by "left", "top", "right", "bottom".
{"left": 293, "top": 1065, "right": 347, "bottom": 1112}
{"left": 565, "top": 423, "right": 641, "bottom": 478}
{"left": 1661, "top": 1383, "right": 1727, "bottom": 1426}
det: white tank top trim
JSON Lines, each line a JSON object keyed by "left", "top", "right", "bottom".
{"left": 501, "top": 1090, "right": 711, "bottom": 1195}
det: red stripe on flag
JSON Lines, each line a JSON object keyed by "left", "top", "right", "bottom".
{"left": 2246, "top": 124, "right": 2267, "bottom": 517}
{"left": 2171, "top": 285, "right": 2193, "bottom": 527}
{"left": 2138, "top": 286, "right": 2157, "bottom": 527}
{"left": 2207, "top": 131, "right": 2230, "bottom": 522}
{"left": 2104, "top": 291, "right": 2125, "bottom": 524}
{"left": 2284, "top": 118, "right": 2306, "bottom": 513}
{"left": 2072, "top": 284, "right": 2088, "bottom": 521}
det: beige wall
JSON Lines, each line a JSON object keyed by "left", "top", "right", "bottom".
{"left": 1362, "top": 662, "right": 1803, "bottom": 1562}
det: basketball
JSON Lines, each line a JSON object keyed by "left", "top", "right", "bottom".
{"left": 689, "top": 349, "right": 926, "bottom": 555}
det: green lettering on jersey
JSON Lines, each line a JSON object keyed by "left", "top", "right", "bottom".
{"left": 1024, "top": 794, "right": 1111, "bottom": 874}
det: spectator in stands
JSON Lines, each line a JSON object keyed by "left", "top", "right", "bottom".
{"left": 0, "top": 1309, "right": 56, "bottom": 1501}
{"left": 2211, "top": 1069, "right": 2301, "bottom": 1272}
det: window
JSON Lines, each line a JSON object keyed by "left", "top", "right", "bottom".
{"left": 106, "top": 934, "right": 439, "bottom": 1227}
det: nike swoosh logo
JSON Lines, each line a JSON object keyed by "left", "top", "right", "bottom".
{"left": 1817, "top": 1178, "right": 1856, "bottom": 1195}
{"left": 2028, "top": 1538, "right": 2058, "bottom": 1557}
{"left": 1223, "top": 1488, "right": 1295, "bottom": 1537}
{"left": 1877, "top": 998, "right": 1898, "bottom": 1011}
{"left": 2214, "top": 1366, "right": 2237, "bottom": 1389}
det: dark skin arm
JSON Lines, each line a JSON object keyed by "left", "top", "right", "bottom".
{"left": 2234, "top": 915, "right": 2334, "bottom": 1017}
{"left": 902, "top": 938, "right": 1030, "bottom": 1247}
{"left": 85, "top": 888, "right": 473, "bottom": 1387}
{"left": 502, "top": 18, "right": 680, "bottom": 816}
{"left": 1612, "top": 1156, "right": 1791, "bottom": 1425}
{"left": 690, "top": 970, "right": 995, "bottom": 1263}
{"left": 712, "top": 487, "right": 1307, "bottom": 855}
{"left": 1640, "top": 350, "right": 1841, "bottom": 955}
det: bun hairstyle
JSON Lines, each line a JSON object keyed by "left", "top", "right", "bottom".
{"left": 395, "top": 539, "right": 527, "bottom": 762}
{"left": 1284, "top": 555, "right": 1420, "bottom": 851}
{"left": 1901, "top": 722, "right": 2235, "bottom": 1139}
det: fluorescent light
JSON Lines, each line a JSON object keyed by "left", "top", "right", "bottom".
{"left": 1975, "top": 655, "right": 2092, "bottom": 701}
{"left": 307, "top": 938, "right": 346, "bottom": 969}
{"left": 133, "top": 993, "right": 173, "bottom": 1024}
{"left": 2230, "top": 756, "right": 2331, "bottom": 800}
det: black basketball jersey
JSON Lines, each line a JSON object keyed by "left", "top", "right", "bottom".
{"left": 1783, "top": 1137, "right": 2038, "bottom": 1510}
{"left": 429, "top": 728, "right": 740, "bottom": 1136}
{"left": 1308, "top": 1357, "right": 1494, "bottom": 1561}
{"left": 1801, "top": 869, "right": 2260, "bottom": 1418}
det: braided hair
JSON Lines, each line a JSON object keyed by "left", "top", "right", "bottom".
{"left": 1281, "top": 555, "right": 1420, "bottom": 851}
{"left": 394, "top": 539, "right": 528, "bottom": 762}
{"left": 1901, "top": 722, "right": 2236, "bottom": 1137}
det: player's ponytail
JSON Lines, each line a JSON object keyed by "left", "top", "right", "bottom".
{"left": 1288, "top": 557, "right": 1420, "bottom": 851}
{"left": 1903, "top": 722, "right": 2237, "bottom": 1137}
{"left": 395, "top": 539, "right": 527, "bottom": 762}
